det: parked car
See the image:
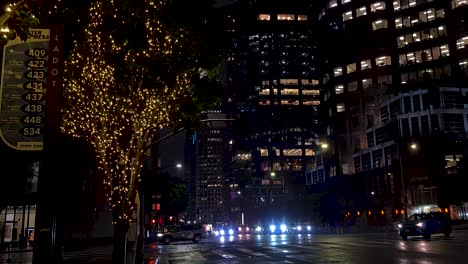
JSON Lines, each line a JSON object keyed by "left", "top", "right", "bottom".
{"left": 396, "top": 212, "right": 451, "bottom": 240}
{"left": 157, "top": 224, "right": 206, "bottom": 244}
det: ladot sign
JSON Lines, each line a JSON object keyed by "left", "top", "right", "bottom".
{"left": 0, "top": 28, "right": 63, "bottom": 151}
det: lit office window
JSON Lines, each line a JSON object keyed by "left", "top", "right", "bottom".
{"left": 452, "top": 0, "right": 468, "bottom": 8}
{"left": 393, "top": 0, "right": 401, "bottom": 10}
{"left": 302, "top": 90, "right": 320, "bottom": 95}
{"left": 334, "top": 66, "right": 343, "bottom": 76}
{"left": 305, "top": 149, "right": 315, "bottom": 156}
{"left": 281, "top": 99, "right": 300, "bottom": 105}
{"left": 395, "top": 18, "right": 403, "bottom": 28}
{"left": 280, "top": 79, "right": 298, "bottom": 85}
{"left": 397, "top": 35, "right": 405, "bottom": 48}
{"left": 259, "top": 89, "right": 270, "bottom": 95}
{"left": 282, "top": 89, "right": 299, "bottom": 95}
{"left": 337, "top": 103, "right": 345, "bottom": 112}
{"left": 456, "top": 36, "right": 468, "bottom": 49}
{"left": 440, "top": 44, "right": 450, "bottom": 56}
{"left": 258, "top": 14, "right": 271, "bottom": 21}
{"left": 260, "top": 149, "right": 268, "bottom": 156}
{"left": 301, "top": 79, "right": 319, "bottom": 86}
{"left": 361, "top": 59, "right": 371, "bottom": 70}
{"left": 409, "top": 0, "right": 417, "bottom": 7}
{"left": 372, "top": 19, "right": 388, "bottom": 30}
{"left": 343, "top": 11, "right": 353, "bottom": 21}
{"left": 356, "top": 6, "right": 367, "bottom": 17}
{"left": 277, "top": 14, "right": 295, "bottom": 20}
{"left": 460, "top": 59, "right": 468, "bottom": 72}
{"left": 347, "top": 63, "right": 356, "bottom": 74}
{"left": 329, "top": 0, "right": 338, "bottom": 8}
{"left": 342, "top": 0, "right": 351, "bottom": 3}
{"left": 335, "top": 84, "right": 344, "bottom": 94}
{"left": 298, "top": 15, "right": 308, "bottom": 21}
{"left": 371, "top": 2, "right": 386, "bottom": 12}
{"left": 362, "top": 78, "right": 373, "bottom": 89}
{"left": 283, "top": 149, "right": 303, "bottom": 156}
{"left": 420, "top": 9, "right": 435, "bottom": 22}
{"left": 303, "top": 100, "right": 320, "bottom": 105}
{"left": 375, "top": 56, "right": 391, "bottom": 67}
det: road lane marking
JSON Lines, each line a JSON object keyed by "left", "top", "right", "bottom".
{"left": 237, "top": 247, "right": 271, "bottom": 258}
{"left": 263, "top": 246, "right": 300, "bottom": 254}
{"left": 190, "top": 251, "right": 208, "bottom": 261}
{"left": 212, "top": 249, "right": 237, "bottom": 259}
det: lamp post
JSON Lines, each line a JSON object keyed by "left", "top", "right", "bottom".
{"left": 398, "top": 142, "right": 417, "bottom": 222}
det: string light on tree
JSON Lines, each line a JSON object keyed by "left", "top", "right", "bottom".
{"left": 62, "top": 0, "right": 193, "bottom": 223}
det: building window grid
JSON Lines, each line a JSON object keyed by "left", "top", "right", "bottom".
{"left": 397, "top": 25, "right": 447, "bottom": 48}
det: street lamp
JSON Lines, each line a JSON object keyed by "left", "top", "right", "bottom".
{"left": 270, "top": 172, "right": 276, "bottom": 177}
{"left": 398, "top": 142, "right": 417, "bottom": 221}
{"left": 176, "top": 163, "right": 182, "bottom": 168}
{"left": 321, "top": 143, "right": 329, "bottom": 149}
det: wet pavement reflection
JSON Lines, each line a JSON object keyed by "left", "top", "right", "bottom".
{"left": 146, "top": 230, "right": 468, "bottom": 264}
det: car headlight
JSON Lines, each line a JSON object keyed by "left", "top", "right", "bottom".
{"left": 280, "top": 224, "right": 287, "bottom": 233}
{"left": 307, "top": 226, "right": 311, "bottom": 231}
{"left": 256, "top": 226, "right": 262, "bottom": 232}
{"left": 228, "top": 229, "right": 234, "bottom": 235}
{"left": 397, "top": 224, "right": 403, "bottom": 229}
{"left": 214, "top": 231, "right": 219, "bottom": 236}
{"left": 220, "top": 229, "right": 225, "bottom": 236}
{"left": 157, "top": 233, "right": 163, "bottom": 237}
{"left": 238, "top": 227, "right": 242, "bottom": 231}
{"left": 269, "top": 225, "right": 276, "bottom": 232}
{"left": 297, "top": 226, "right": 302, "bottom": 231}
{"left": 246, "top": 227, "right": 250, "bottom": 231}
{"left": 416, "top": 222, "right": 424, "bottom": 227}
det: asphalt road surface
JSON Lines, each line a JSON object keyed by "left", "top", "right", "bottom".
{"left": 147, "top": 230, "right": 468, "bottom": 264}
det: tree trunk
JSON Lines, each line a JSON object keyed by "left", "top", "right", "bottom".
{"left": 113, "top": 220, "right": 129, "bottom": 264}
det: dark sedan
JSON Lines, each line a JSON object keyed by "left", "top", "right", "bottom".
{"left": 397, "top": 212, "right": 451, "bottom": 240}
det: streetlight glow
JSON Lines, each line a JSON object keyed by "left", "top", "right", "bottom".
{"left": 176, "top": 163, "right": 182, "bottom": 168}
{"left": 270, "top": 172, "right": 276, "bottom": 177}
{"left": 410, "top": 143, "right": 417, "bottom": 150}
{"left": 321, "top": 143, "right": 329, "bottom": 149}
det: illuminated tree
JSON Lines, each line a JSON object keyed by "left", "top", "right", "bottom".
{"left": 59, "top": 0, "right": 226, "bottom": 262}
{"left": 2, "top": 0, "right": 226, "bottom": 261}
{"left": 62, "top": 0, "right": 224, "bottom": 223}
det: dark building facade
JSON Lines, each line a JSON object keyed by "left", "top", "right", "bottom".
{"left": 314, "top": 0, "right": 468, "bottom": 221}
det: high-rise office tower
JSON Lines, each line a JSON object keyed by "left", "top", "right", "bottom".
{"left": 316, "top": 0, "right": 468, "bottom": 218}
{"left": 227, "top": 0, "right": 322, "bottom": 223}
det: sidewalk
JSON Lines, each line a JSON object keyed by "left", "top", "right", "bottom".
{"left": 0, "top": 251, "right": 32, "bottom": 264}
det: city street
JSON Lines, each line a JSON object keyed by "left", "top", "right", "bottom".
{"left": 148, "top": 230, "right": 468, "bottom": 264}
{"left": 3, "top": 229, "right": 468, "bottom": 263}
